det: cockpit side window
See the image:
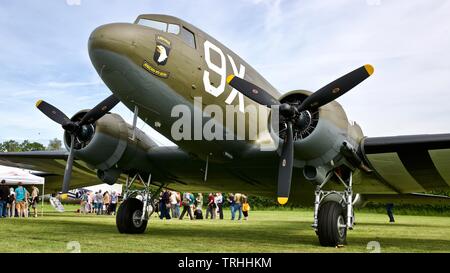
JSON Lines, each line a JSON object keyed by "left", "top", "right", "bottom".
{"left": 136, "top": 18, "right": 195, "bottom": 48}
{"left": 137, "top": 18, "right": 181, "bottom": 35}
{"left": 180, "top": 27, "right": 196, "bottom": 48}
{"left": 137, "top": 19, "right": 167, "bottom": 32}
{"left": 168, "top": 24, "right": 180, "bottom": 35}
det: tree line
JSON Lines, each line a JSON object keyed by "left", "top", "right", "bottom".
{"left": 0, "top": 138, "right": 62, "bottom": 152}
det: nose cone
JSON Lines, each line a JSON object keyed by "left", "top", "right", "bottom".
{"left": 88, "top": 23, "right": 140, "bottom": 71}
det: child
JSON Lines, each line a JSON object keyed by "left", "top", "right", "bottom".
{"left": 242, "top": 196, "right": 250, "bottom": 220}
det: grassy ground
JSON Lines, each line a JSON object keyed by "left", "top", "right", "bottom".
{"left": 0, "top": 204, "right": 449, "bottom": 253}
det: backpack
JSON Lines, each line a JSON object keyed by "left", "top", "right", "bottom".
{"left": 195, "top": 209, "right": 203, "bottom": 219}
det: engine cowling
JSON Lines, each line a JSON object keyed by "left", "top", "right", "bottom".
{"left": 63, "top": 110, "right": 157, "bottom": 184}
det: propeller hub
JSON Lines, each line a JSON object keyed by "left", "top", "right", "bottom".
{"left": 62, "top": 122, "right": 80, "bottom": 135}
{"left": 279, "top": 103, "right": 297, "bottom": 118}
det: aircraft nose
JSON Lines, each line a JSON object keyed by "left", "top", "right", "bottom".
{"left": 88, "top": 23, "right": 140, "bottom": 70}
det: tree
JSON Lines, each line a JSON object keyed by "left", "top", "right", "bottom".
{"left": 0, "top": 140, "right": 21, "bottom": 152}
{"left": 19, "top": 140, "right": 46, "bottom": 151}
{"left": 47, "top": 138, "right": 62, "bottom": 151}
{"left": 0, "top": 140, "right": 45, "bottom": 152}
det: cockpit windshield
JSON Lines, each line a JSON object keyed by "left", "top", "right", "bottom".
{"left": 136, "top": 18, "right": 180, "bottom": 35}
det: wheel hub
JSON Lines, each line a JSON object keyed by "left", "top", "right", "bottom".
{"left": 337, "top": 215, "right": 346, "bottom": 237}
{"left": 132, "top": 210, "right": 143, "bottom": 228}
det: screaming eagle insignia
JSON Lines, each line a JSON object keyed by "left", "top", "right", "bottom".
{"left": 153, "top": 35, "right": 171, "bottom": 65}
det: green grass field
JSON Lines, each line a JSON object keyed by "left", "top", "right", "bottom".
{"left": 1, "top": 204, "right": 449, "bottom": 253}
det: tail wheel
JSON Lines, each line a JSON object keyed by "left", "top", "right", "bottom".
{"left": 116, "top": 198, "right": 148, "bottom": 234}
{"left": 317, "top": 201, "right": 347, "bottom": 246}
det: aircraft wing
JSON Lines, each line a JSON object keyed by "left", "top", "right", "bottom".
{"left": 361, "top": 134, "right": 450, "bottom": 193}
{"left": 0, "top": 151, "right": 102, "bottom": 192}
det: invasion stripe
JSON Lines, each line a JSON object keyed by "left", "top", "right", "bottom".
{"left": 398, "top": 150, "right": 449, "bottom": 191}
{"left": 429, "top": 149, "right": 450, "bottom": 187}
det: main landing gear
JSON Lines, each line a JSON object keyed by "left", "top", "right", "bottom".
{"left": 116, "top": 173, "right": 163, "bottom": 234}
{"left": 312, "top": 171, "right": 355, "bottom": 246}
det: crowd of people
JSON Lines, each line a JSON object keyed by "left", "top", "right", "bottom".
{"left": 78, "top": 190, "right": 119, "bottom": 215}
{"left": 0, "top": 178, "right": 251, "bottom": 221}
{"left": 156, "top": 191, "right": 251, "bottom": 221}
{"left": 0, "top": 180, "right": 40, "bottom": 218}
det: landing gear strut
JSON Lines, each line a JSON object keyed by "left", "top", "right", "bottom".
{"left": 116, "top": 173, "right": 164, "bottom": 234}
{"left": 312, "top": 171, "right": 354, "bottom": 246}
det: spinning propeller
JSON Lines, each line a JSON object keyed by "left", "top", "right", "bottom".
{"left": 36, "top": 95, "right": 120, "bottom": 192}
{"left": 227, "top": 65, "right": 374, "bottom": 204}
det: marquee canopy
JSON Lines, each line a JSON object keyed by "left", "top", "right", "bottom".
{"left": 0, "top": 165, "right": 44, "bottom": 185}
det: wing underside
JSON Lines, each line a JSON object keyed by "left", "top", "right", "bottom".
{"left": 0, "top": 151, "right": 101, "bottom": 192}
{"left": 361, "top": 134, "right": 450, "bottom": 193}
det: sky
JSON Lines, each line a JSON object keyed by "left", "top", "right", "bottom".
{"left": 1, "top": 0, "right": 449, "bottom": 147}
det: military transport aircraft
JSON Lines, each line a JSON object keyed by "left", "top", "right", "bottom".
{"left": 1, "top": 14, "right": 450, "bottom": 247}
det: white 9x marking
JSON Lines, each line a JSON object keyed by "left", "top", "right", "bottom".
{"left": 203, "top": 40, "right": 246, "bottom": 113}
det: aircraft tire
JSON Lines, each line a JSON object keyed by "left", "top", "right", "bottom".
{"left": 317, "top": 201, "right": 347, "bottom": 246}
{"left": 116, "top": 198, "right": 148, "bottom": 234}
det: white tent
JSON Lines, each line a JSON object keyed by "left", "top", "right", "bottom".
{"left": 0, "top": 166, "right": 44, "bottom": 185}
{"left": 0, "top": 165, "right": 45, "bottom": 216}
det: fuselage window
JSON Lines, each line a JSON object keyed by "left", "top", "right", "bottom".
{"left": 137, "top": 19, "right": 167, "bottom": 32}
{"left": 180, "top": 27, "right": 196, "bottom": 48}
{"left": 168, "top": 24, "right": 180, "bottom": 35}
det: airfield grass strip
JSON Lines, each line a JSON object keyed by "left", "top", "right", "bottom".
{"left": 0, "top": 204, "right": 449, "bottom": 253}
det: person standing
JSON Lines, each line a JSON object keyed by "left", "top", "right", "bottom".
{"left": 110, "top": 191, "right": 118, "bottom": 215}
{"left": 227, "top": 193, "right": 235, "bottom": 220}
{"left": 159, "top": 190, "right": 171, "bottom": 220}
{"left": 103, "top": 191, "right": 111, "bottom": 215}
{"left": 0, "top": 180, "right": 9, "bottom": 218}
{"left": 386, "top": 203, "right": 395, "bottom": 223}
{"left": 30, "top": 185, "right": 40, "bottom": 217}
{"left": 196, "top": 193, "right": 203, "bottom": 211}
{"left": 242, "top": 196, "right": 250, "bottom": 220}
{"left": 87, "top": 192, "right": 94, "bottom": 213}
{"left": 205, "top": 193, "right": 216, "bottom": 220}
{"left": 80, "top": 191, "right": 88, "bottom": 214}
{"left": 195, "top": 193, "right": 204, "bottom": 219}
{"left": 24, "top": 187, "right": 30, "bottom": 217}
{"left": 233, "top": 192, "right": 243, "bottom": 220}
{"left": 15, "top": 182, "right": 27, "bottom": 217}
{"left": 215, "top": 192, "right": 224, "bottom": 220}
{"left": 170, "top": 191, "right": 179, "bottom": 218}
{"left": 189, "top": 192, "right": 195, "bottom": 217}
{"left": 179, "top": 192, "right": 193, "bottom": 220}
{"left": 7, "top": 188, "right": 15, "bottom": 217}
{"left": 93, "top": 192, "right": 98, "bottom": 214}
{"left": 96, "top": 190, "right": 103, "bottom": 215}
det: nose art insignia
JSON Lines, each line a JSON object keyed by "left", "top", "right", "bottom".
{"left": 153, "top": 35, "right": 171, "bottom": 66}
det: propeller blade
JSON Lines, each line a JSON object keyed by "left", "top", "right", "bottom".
{"left": 62, "top": 134, "right": 75, "bottom": 193}
{"left": 227, "top": 75, "right": 280, "bottom": 107}
{"left": 298, "top": 64, "right": 374, "bottom": 112}
{"left": 79, "top": 95, "right": 120, "bottom": 126}
{"left": 277, "top": 122, "right": 294, "bottom": 205}
{"left": 35, "top": 100, "right": 71, "bottom": 126}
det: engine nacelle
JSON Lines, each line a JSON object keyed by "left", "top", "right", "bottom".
{"left": 270, "top": 90, "right": 362, "bottom": 170}
{"left": 64, "top": 110, "right": 157, "bottom": 184}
